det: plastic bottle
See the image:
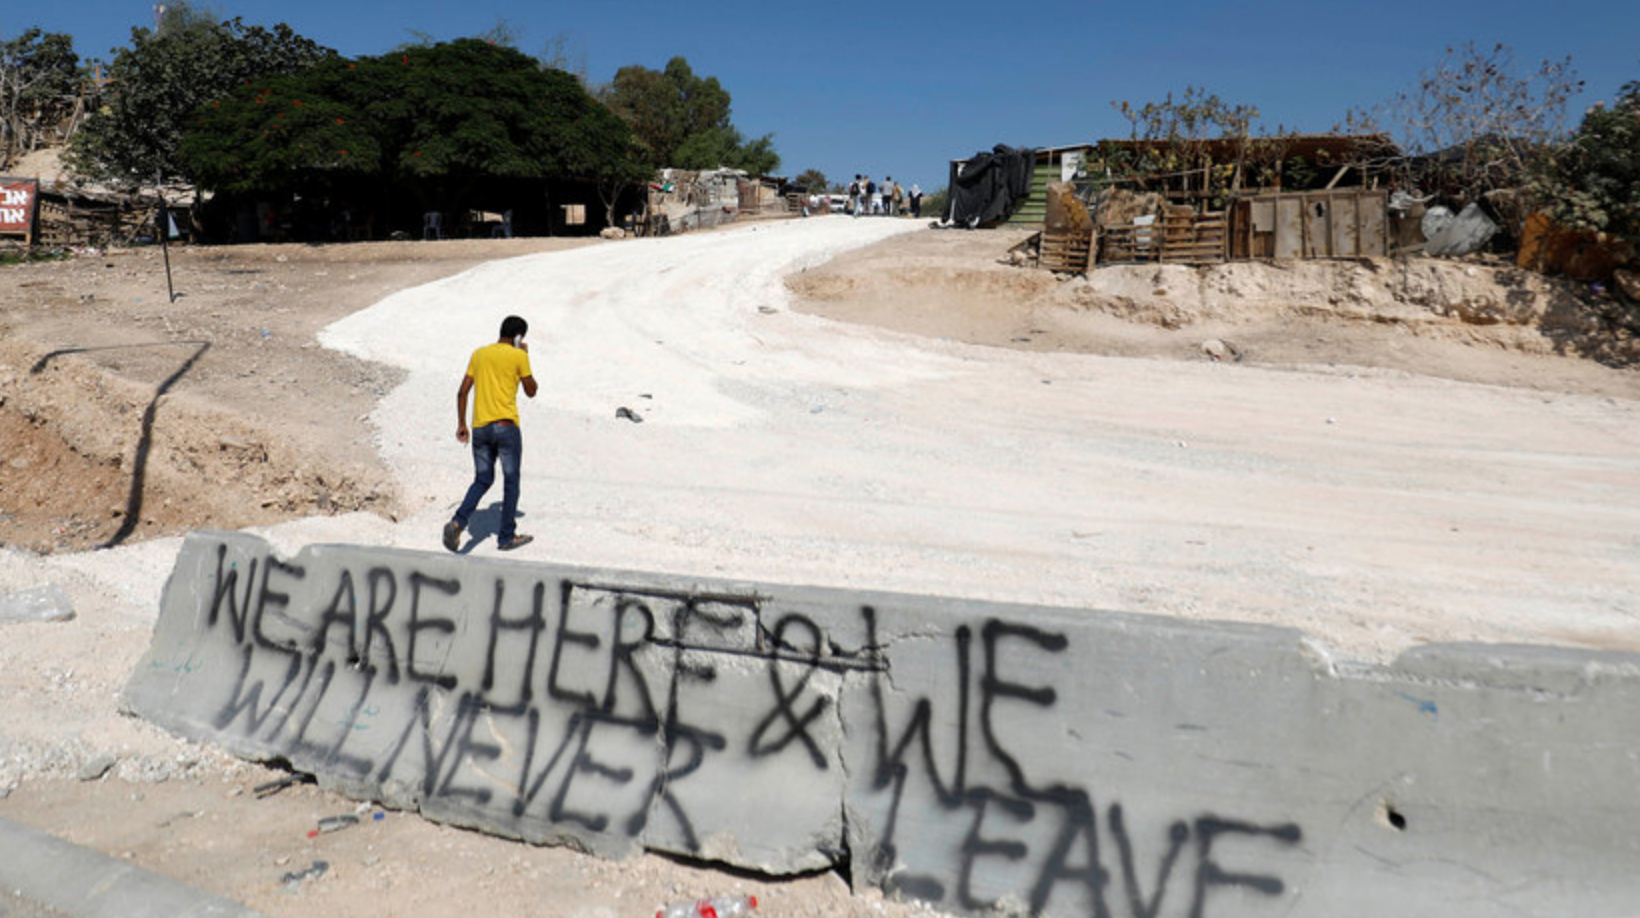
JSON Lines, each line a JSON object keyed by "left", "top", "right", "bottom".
{"left": 655, "top": 894, "right": 757, "bottom": 918}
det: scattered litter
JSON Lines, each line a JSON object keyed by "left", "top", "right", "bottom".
{"left": 281, "top": 859, "right": 328, "bottom": 889}
{"left": 658, "top": 894, "right": 757, "bottom": 918}
{"left": 308, "top": 814, "right": 359, "bottom": 837}
{"left": 0, "top": 584, "right": 75, "bottom": 624}
{"left": 1201, "top": 339, "right": 1242, "bottom": 362}
{"left": 1422, "top": 203, "right": 1498, "bottom": 257}
{"left": 156, "top": 809, "right": 203, "bottom": 828}
{"left": 253, "top": 772, "right": 315, "bottom": 799}
{"left": 616, "top": 407, "right": 644, "bottom": 423}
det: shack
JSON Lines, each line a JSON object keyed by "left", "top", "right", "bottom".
{"left": 638, "top": 168, "right": 788, "bottom": 236}
{"left": 1011, "top": 133, "right": 1406, "bottom": 271}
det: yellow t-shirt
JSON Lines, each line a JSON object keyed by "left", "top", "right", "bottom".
{"left": 466, "top": 342, "right": 532, "bottom": 428}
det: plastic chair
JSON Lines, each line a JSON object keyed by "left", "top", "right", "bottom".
{"left": 491, "top": 210, "right": 513, "bottom": 238}
{"left": 422, "top": 212, "right": 442, "bottom": 240}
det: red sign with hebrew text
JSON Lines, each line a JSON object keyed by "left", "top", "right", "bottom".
{"left": 1, "top": 178, "right": 40, "bottom": 237}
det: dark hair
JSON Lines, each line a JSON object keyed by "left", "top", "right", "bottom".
{"left": 499, "top": 315, "right": 528, "bottom": 340}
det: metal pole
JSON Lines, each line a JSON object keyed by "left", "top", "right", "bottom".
{"left": 158, "top": 194, "right": 177, "bottom": 303}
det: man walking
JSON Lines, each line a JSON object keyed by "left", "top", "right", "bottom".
{"left": 443, "top": 315, "right": 537, "bottom": 552}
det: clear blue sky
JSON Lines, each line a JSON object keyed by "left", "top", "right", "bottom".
{"left": 20, "top": 0, "right": 1639, "bottom": 194}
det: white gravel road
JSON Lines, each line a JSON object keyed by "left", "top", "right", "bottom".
{"left": 6, "top": 215, "right": 1638, "bottom": 667}
{"left": 303, "top": 216, "right": 1640, "bottom": 665}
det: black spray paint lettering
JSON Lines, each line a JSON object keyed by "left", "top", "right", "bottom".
{"left": 748, "top": 613, "right": 831, "bottom": 768}
{"left": 859, "top": 606, "right": 1303, "bottom": 917}
{"left": 199, "top": 554, "right": 797, "bottom": 853}
{"left": 190, "top": 543, "right": 1303, "bottom": 915}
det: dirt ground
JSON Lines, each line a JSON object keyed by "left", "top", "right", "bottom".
{"left": 0, "top": 237, "right": 599, "bottom": 554}
{"left": 2, "top": 224, "right": 1638, "bottom": 917}
{"left": 6, "top": 228, "right": 1635, "bottom": 558}
{"left": 786, "top": 227, "right": 1640, "bottom": 398}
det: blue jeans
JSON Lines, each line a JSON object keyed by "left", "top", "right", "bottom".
{"left": 453, "top": 422, "right": 522, "bottom": 542}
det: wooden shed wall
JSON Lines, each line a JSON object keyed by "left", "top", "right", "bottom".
{"left": 1233, "top": 189, "right": 1388, "bottom": 259}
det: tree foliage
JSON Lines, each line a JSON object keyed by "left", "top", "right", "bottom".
{"left": 180, "top": 39, "right": 637, "bottom": 200}
{"left": 67, "top": 3, "right": 333, "bottom": 185}
{"left": 1113, "top": 85, "right": 1260, "bottom": 145}
{"left": 1105, "top": 86, "right": 1271, "bottom": 204}
{"left": 674, "top": 125, "right": 779, "bottom": 175}
{"left": 0, "top": 28, "right": 80, "bottom": 166}
{"left": 1378, "top": 42, "right": 1582, "bottom": 207}
{"left": 792, "top": 168, "right": 829, "bottom": 192}
{"left": 601, "top": 56, "right": 778, "bottom": 174}
{"left": 1534, "top": 77, "right": 1640, "bottom": 242}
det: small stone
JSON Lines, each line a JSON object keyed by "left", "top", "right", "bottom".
{"left": 79, "top": 754, "right": 118, "bottom": 781}
{"left": 1614, "top": 268, "right": 1640, "bottom": 302}
{"left": 0, "top": 584, "right": 75, "bottom": 623}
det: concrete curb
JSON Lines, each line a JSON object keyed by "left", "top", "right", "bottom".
{"left": 0, "top": 817, "right": 265, "bottom": 918}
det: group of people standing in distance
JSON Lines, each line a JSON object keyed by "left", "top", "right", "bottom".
{"left": 848, "top": 175, "right": 921, "bottom": 217}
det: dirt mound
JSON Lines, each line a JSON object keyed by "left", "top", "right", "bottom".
{"left": 787, "top": 227, "right": 1640, "bottom": 397}
{"left": 0, "top": 336, "right": 395, "bottom": 553}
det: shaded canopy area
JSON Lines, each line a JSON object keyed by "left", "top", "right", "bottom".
{"left": 179, "top": 39, "right": 640, "bottom": 240}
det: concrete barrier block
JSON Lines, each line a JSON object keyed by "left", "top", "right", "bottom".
{"left": 122, "top": 531, "right": 846, "bottom": 872}
{"left": 123, "top": 531, "right": 1640, "bottom": 917}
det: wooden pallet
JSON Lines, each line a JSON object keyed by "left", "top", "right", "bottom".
{"left": 1097, "top": 211, "right": 1227, "bottom": 265}
{"left": 1099, "top": 223, "right": 1157, "bottom": 263}
{"left": 1040, "top": 229, "right": 1093, "bottom": 273}
{"left": 1159, "top": 210, "right": 1227, "bottom": 264}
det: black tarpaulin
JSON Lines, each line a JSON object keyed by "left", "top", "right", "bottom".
{"left": 946, "top": 145, "right": 1036, "bottom": 227}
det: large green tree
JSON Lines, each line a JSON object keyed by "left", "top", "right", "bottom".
{"left": 180, "top": 39, "right": 637, "bottom": 217}
{"left": 0, "top": 28, "right": 80, "bottom": 167}
{"left": 601, "top": 56, "right": 778, "bottom": 174}
{"left": 68, "top": 3, "right": 332, "bottom": 185}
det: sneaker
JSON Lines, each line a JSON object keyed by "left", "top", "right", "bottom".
{"left": 497, "top": 534, "right": 534, "bottom": 551}
{"left": 442, "top": 521, "right": 462, "bottom": 553}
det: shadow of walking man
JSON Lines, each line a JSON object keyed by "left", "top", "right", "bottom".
{"left": 447, "top": 503, "right": 526, "bottom": 554}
